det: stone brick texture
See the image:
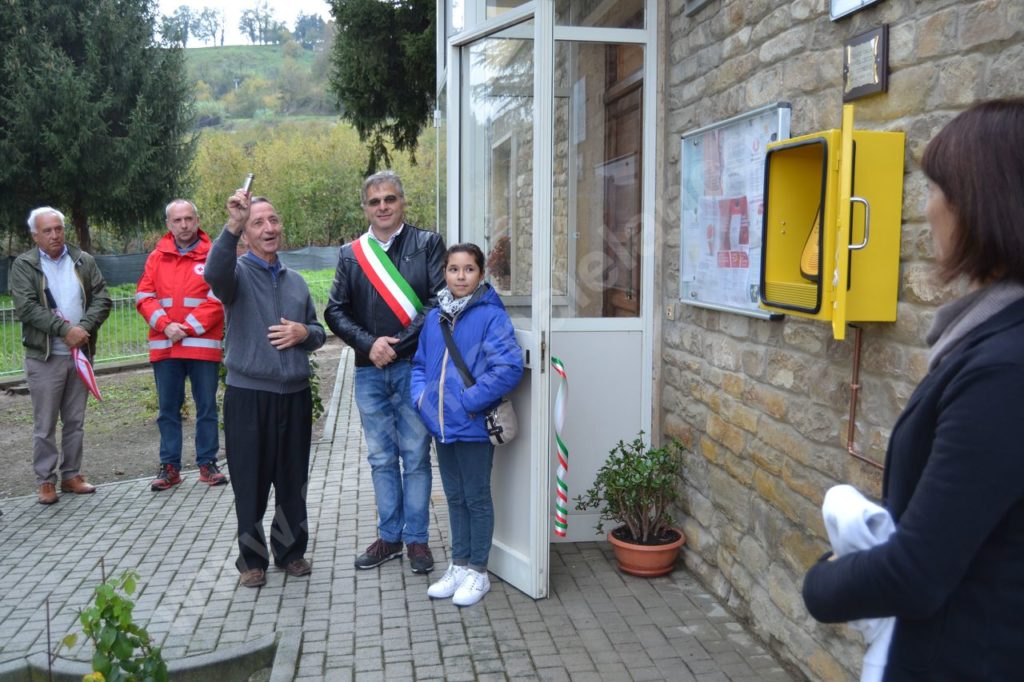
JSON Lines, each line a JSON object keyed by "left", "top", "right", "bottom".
{"left": 658, "top": 1, "right": 1024, "bottom": 680}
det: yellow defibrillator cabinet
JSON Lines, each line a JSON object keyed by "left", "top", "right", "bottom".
{"left": 759, "top": 105, "right": 905, "bottom": 340}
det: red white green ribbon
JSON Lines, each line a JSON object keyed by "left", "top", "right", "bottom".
{"left": 552, "top": 357, "right": 569, "bottom": 537}
{"left": 352, "top": 233, "right": 423, "bottom": 327}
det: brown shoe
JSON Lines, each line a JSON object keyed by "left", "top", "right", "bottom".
{"left": 284, "top": 558, "right": 312, "bottom": 577}
{"left": 37, "top": 482, "right": 58, "bottom": 505}
{"left": 60, "top": 475, "right": 96, "bottom": 494}
{"left": 238, "top": 568, "right": 266, "bottom": 588}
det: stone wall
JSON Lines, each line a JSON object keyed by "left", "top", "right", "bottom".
{"left": 657, "top": 1, "right": 1024, "bottom": 679}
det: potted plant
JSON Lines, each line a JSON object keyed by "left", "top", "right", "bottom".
{"left": 486, "top": 234, "right": 511, "bottom": 292}
{"left": 575, "top": 432, "right": 686, "bottom": 577}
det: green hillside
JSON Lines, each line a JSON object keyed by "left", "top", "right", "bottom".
{"left": 185, "top": 43, "right": 335, "bottom": 125}
{"left": 187, "top": 44, "right": 316, "bottom": 93}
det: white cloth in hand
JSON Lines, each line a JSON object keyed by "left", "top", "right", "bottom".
{"left": 822, "top": 484, "right": 896, "bottom": 682}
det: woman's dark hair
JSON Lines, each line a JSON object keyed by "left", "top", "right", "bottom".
{"left": 921, "top": 98, "right": 1024, "bottom": 283}
{"left": 446, "top": 243, "right": 486, "bottom": 274}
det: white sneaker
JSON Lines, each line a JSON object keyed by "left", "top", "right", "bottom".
{"left": 427, "top": 564, "right": 468, "bottom": 599}
{"left": 452, "top": 568, "right": 490, "bottom": 607}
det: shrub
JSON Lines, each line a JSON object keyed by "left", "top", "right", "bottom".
{"left": 574, "top": 432, "right": 683, "bottom": 544}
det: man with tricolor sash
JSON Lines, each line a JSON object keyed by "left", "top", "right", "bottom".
{"left": 325, "top": 170, "right": 446, "bottom": 574}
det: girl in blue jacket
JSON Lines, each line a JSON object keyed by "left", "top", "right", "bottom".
{"left": 411, "top": 243, "right": 523, "bottom": 606}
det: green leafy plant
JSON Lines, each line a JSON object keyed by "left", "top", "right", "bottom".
{"left": 309, "top": 356, "right": 325, "bottom": 422}
{"left": 574, "top": 432, "right": 683, "bottom": 545}
{"left": 61, "top": 571, "right": 168, "bottom": 682}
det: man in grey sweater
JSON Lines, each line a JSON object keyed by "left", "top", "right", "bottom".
{"left": 205, "top": 189, "right": 326, "bottom": 588}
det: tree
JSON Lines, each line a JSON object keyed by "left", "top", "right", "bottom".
{"left": 159, "top": 15, "right": 185, "bottom": 46}
{"left": 172, "top": 5, "right": 192, "bottom": 46}
{"left": 160, "top": 5, "right": 193, "bottom": 47}
{"left": 264, "top": 19, "right": 290, "bottom": 46}
{"left": 239, "top": 9, "right": 260, "bottom": 44}
{"left": 192, "top": 7, "right": 223, "bottom": 47}
{"left": 192, "top": 122, "right": 437, "bottom": 247}
{"left": 0, "top": 0, "right": 197, "bottom": 253}
{"left": 328, "top": 0, "right": 436, "bottom": 174}
{"left": 294, "top": 12, "right": 327, "bottom": 50}
{"left": 240, "top": 2, "right": 279, "bottom": 45}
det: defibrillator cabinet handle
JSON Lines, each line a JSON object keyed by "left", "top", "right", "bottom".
{"left": 849, "top": 196, "right": 870, "bottom": 251}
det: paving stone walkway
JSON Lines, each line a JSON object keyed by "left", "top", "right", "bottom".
{"left": 0, "top": 347, "right": 800, "bottom": 681}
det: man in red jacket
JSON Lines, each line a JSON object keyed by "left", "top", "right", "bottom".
{"left": 136, "top": 199, "right": 227, "bottom": 491}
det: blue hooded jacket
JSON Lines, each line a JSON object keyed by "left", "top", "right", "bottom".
{"left": 411, "top": 284, "right": 523, "bottom": 443}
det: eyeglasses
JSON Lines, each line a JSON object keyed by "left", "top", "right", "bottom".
{"left": 366, "top": 195, "right": 400, "bottom": 207}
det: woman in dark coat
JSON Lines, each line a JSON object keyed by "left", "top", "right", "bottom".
{"left": 803, "top": 98, "right": 1024, "bottom": 681}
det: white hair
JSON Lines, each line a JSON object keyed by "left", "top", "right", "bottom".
{"left": 165, "top": 199, "right": 199, "bottom": 219}
{"left": 26, "top": 207, "right": 66, "bottom": 234}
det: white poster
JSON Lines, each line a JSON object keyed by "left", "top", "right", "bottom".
{"left": 679, "top": 103, "right": 791, "bottom": 317}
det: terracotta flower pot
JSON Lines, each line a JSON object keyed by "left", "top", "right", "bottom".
{"left": 607, "top": 528, "right": 686, "bottom": 577}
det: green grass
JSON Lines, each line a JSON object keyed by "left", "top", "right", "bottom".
{"left": 186, "top": 44, "right": 316, "bottom": 84}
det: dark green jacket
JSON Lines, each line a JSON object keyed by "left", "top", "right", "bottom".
{"left": 10, "top": 245, "right": 112, "bottom": 361}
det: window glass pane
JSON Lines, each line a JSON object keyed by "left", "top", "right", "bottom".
{"left": 552, "top": 41, "right": 644, "bottom": 319}
{"left": 436, "top": 83, "right": 447, "bottom": 236}
{"left": 451, "top": 1, "right": 465, "bottom": 33}
{"left": 443, "top": 2, "right": 465, "bottom": 71}
{"left": 460, "top": 22, "right": 534, "bottom": 324}
{"left": 555, "top": 0, "right": 644, "bottom": 28}
{"left": 487, "top": 0, "right": 531, "bottom": 19}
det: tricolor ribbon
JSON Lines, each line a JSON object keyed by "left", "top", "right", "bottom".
{"left": 552, "top": 357, "right": 569, "bottom": 537}
{"left": 45, "top": 289, "right": 101, "bottom": 401}
{"left": 72, "top": 346, "right": 102, "bottom": 401}
{"left": 54, "top": 312, "right": 102, "bottom": 400}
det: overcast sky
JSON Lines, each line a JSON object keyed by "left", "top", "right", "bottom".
{"left": 157, "top": 0, "right": 333, "bottom": 46}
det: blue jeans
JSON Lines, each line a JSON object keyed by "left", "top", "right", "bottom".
{"left": 436, "top": 440, "right": 495, "bottom": 571}
{"left": 355, "top": 360, "right": 432, "bottom": 544}
{"left": 152, "top": 359, "right": 220, "bottom": 467}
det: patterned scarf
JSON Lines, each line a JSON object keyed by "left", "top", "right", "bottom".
{"left": 437, "top": 284, "right": 483, "bottom": 319}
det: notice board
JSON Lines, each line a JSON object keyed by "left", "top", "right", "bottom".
{"left": 679, "top": 103, "right": 791, "bottom": 318}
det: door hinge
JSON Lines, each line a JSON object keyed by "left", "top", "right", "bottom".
{"left": 540, "top": 331, "right": 546, "bottom": 373}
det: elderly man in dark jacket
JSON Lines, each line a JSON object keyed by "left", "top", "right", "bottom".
{"left": 324, "top": 170, "right": 445, "bottom": 574}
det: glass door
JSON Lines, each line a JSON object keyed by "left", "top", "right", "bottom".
{"left": 548, "top": 38, "right": 648, "bottom": 542}
{"left": 457, "top": 17, "right": 551, "bottom": 598}
{"left": 445, "top": 0, "right": 655, "bottom": 594}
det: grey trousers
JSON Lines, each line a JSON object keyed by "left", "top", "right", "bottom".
{"left": 25, "top": 355, "right": 88, "bottom": 485}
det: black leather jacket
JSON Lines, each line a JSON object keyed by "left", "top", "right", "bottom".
{"left": 325, "top": 224, "right": 446, "bottom": 367}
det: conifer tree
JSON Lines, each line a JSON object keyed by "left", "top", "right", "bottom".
{"left": 328, "top": 0, "right": 435, "bottom": 174}
{"left": 0, "top": 0, "right": 196, "bottom": 253}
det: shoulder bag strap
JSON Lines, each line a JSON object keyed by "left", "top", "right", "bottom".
{"left": 440, "top": 319, "right": 476, "bottom": 388}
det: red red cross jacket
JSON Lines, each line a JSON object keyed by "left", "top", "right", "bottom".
{"left": 135, "top": 230, "right": 224, "bottom": 363}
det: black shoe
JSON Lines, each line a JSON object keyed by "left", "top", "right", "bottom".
{"left": 354, "top": 538, "right": 403, "bottom": 570}
{"left": 406, "top": 542, "right": 434, "bottom": 574}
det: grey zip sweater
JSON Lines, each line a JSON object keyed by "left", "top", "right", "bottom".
{"left": 204, "top": 229, "right": 325, "bottom": 393}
